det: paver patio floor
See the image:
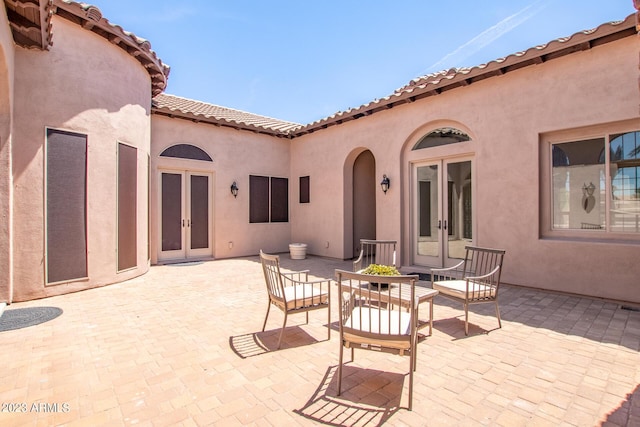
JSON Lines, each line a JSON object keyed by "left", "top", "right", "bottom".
{"left": 0, "top": 255, "right": 639, "bottom": 426}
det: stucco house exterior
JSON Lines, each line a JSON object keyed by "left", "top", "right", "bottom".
{"left": 1, "top": 1, "right": 639, "bottom": 304}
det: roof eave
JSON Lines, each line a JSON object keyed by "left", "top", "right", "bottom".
{"left": 151, "top": 108, "right": 296, "bottom": 139}
{"left": 4, "top": 0, "right": 54, "bottom": 49}
{"left": 294, "top": 13, "right": 637, "bottom": 136}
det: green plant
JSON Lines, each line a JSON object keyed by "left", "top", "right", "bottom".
{"left": 361, "top": 264, "right": 400, "bottom": 276}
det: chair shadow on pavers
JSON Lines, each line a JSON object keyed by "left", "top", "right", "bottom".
{"left": 602, "top": 384, "right": 640, "bottom": 426}
{"left": 431, "top": 297, "right": 503, "bottom": 339}
{"left": 295, "top": 365, "right": 403, "bottom": 426}
{"left": 229, "top": 327, "right": 321, "bottom": 358}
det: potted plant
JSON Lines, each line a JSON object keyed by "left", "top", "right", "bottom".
{"left": 361, "top": 264, "right": 400, "bottom": 288}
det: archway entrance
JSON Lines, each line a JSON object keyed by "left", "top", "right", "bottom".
{"left": 352, "top": 150, "right": 376, "bottom": 258}
{"left": 404, "top": 126, "right": 476, "bottom": 269}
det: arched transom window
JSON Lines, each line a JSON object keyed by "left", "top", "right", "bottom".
{"left": 160, "top": 144, "right": 212, "bottom": 161}
{"left": 413, "top": 127, "right": 471, "bottom": 150}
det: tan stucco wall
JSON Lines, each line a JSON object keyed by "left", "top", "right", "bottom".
{"left": 290, "top": 35, "right": 640, "bottom": 303}
{"left": 3, "top": 6, "right": 637, "bottom": 305}
{"left": 0, "top": 5, "right": 14, "bottom": 302}
{"left": 11, "top": 17, "right": 151, "bottom": 301}
{"left": 150, "top": 115, "right": 291, "bottom": 263}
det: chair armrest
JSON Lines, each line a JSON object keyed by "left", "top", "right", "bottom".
{"left": 430, "top": 260, "right": 464, "bottom": 282}
{"left": 352, "top": 251, "right": 364, "bottom": 272}
{"left": 464, "top": 265, "right": 501, "bottom": 283}
{"left": 281, "top": 270, "right": 309, "bottom": 282}
{"left": 280, "top": 274, "right": 329, "bottom": 288}
{"left": 280, "top": 275, "right": 331, "bottom": 303}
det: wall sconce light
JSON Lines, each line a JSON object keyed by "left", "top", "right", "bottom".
{"left": 380, "top": 174, "right": 390, "bottom": 194}
{"left": 230, "top": 181, "right": 239, "bottom": 198}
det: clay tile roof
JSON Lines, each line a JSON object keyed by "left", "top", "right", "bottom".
{"left": 295, "top": 13, "right": 636, "bottom": 136}
{"left": 152, "top": 94, "right": 302, "bottom": 137}
{"left": 52, "top": 0, "right": 170, "bottom": 96}
{"left": 3, "top": 0, "right": 54, "bottom": 49}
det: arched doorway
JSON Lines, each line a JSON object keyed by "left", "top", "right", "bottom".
{"left": 404, "top": 125, "right": 476, "bottom": 268}
{"left": 352, "top": 150, "right": 376, "bottom": 258}
{"left": 157, "top": 144, "right": 214, "bottom": 262}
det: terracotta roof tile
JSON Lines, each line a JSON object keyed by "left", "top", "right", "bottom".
{"left": 3, "top": 0, "right": 54, "bottom": 49}
{"left": 296, "top": 13, "right": 636, "bottom": 135}
{"left": 152, "top": 94, "right": 302, "bottom": 136}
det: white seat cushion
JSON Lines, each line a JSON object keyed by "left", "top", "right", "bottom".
{"left": 433, "top": 279, "right": 496, "bottom": 300}
{"left": 345, "top": 306, "right": 411, "bottom": 336}
{"left": 282, "top": 284, "right": 329, "bottom": 309}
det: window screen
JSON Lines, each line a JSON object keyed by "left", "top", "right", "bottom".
{"left": 46, "top": 129, "right": 88, "bottom": 283}
{"left": 300, "top": 176, "right": 310, "bottom": 203}
{"left": 250, "top": 175, "right": 289, "bottom": 223}
{"left": 159, "top": 144, "right": 212, "bottom": 161}
{"left": 118, "top": 143, "right": 137, "bottom": 271}
{"left": 250, "top": 175, "right": 269, "bottom": 223}
{"left": 271, "top": 177, "right": 289, "bottom": 222}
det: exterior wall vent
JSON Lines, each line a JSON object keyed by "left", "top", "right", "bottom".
{"left": 85, "top": 6, "right": 102, "bottom": 23}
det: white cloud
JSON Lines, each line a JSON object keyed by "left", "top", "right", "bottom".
{"left": 426, "top": 0, "right": 550, "bottom": 73}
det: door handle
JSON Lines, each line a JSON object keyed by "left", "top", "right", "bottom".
{"left": 188, "top": 220, "right": 191, "bottom": 227}
{"left": 444, "top": 220, "right": 448, "bottom": 230}
{"left": 438, "top": 220, "right": 442, "bottom": 230}
{"left": 182, "top": 219, "right": 185, "bottom": 227}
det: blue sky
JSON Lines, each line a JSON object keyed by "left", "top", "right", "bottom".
{"left": 87, "top": 1, "right": 634, "bottom": 124}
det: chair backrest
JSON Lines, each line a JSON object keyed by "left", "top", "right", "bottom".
{"left": 462, "top": 246, "right": 505, "bottom": 296}
{"left": 353, "top": 239, "right": 397, "bottom": 271}
{"left": 260, "top": 250, "right": 285, "bottom": 300}
{"left": 336, "top": 269, "right": 418, "bottom": 344}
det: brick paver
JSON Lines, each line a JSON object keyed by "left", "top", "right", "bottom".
{"left": 0, "top": 255, "right": 638, "bottom": 426}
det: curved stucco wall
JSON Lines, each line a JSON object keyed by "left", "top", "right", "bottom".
{"left": 11, "top": 17, "right": 151, "bottom": 301}
{"left": 290, "top": 35, "right": 640, "bottom": 303}
{"left": 0, "top": 5, "right": 14, "bottom": 303}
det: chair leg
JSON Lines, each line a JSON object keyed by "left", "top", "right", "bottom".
{"left": 495, "top": 302, "right": 502, "bottom": 329}
{"left": 408, "top": 347, "right": 414, "bottom": 411}
{"left": 464, "top": 302, "right": 469, "bottom": 336}
{"left": 305, "top": 311, "right": 309, "bottom": 324}
{"left": 277, "top": 311, "right": 288, "bottom": 349}
{"left": 327, "top": 305, "right": 331, "bottom": 341}
{"left": 337, "top": 343, "right": 344, "bottom": 396}
{"left": 261, "top": 302, "right": 271, "bottom": 332}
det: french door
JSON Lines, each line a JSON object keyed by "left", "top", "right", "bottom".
{"left": 413, "top": 158, "right": 473, "bottom": 267}
{"left": 159, "top": 171, "right": 212, "bottom": 262}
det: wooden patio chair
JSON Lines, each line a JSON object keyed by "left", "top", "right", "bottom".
{"left": 259, "top": 251, "right": 331, "bottom": 349}
{"left": 335, "top": 269, "right": 419, "bottom": 410}
{"left": 431, "top": 246, "right": 506, "bottom": 335}
{"left": 353, "top": 239, "right": 397, "bottom": 271}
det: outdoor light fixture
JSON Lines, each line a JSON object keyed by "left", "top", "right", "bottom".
{"left": 380, "top": 175, "right": 390, "bottom": 194}
{"left": 230, "top": 181, "right": 239, "bottom": 198}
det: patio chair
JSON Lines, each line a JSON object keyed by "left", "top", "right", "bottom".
{"left": 353, "top": 239, "right": 397, "bottom": 271}
{"left": 431, "top": 246, "right": 506, "bottom": 335}
{"left": 335, "top": 269, "right": 419, "bottom": 410}
{"left": 259, "top": 251, "right": 331, "bottom": 349}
